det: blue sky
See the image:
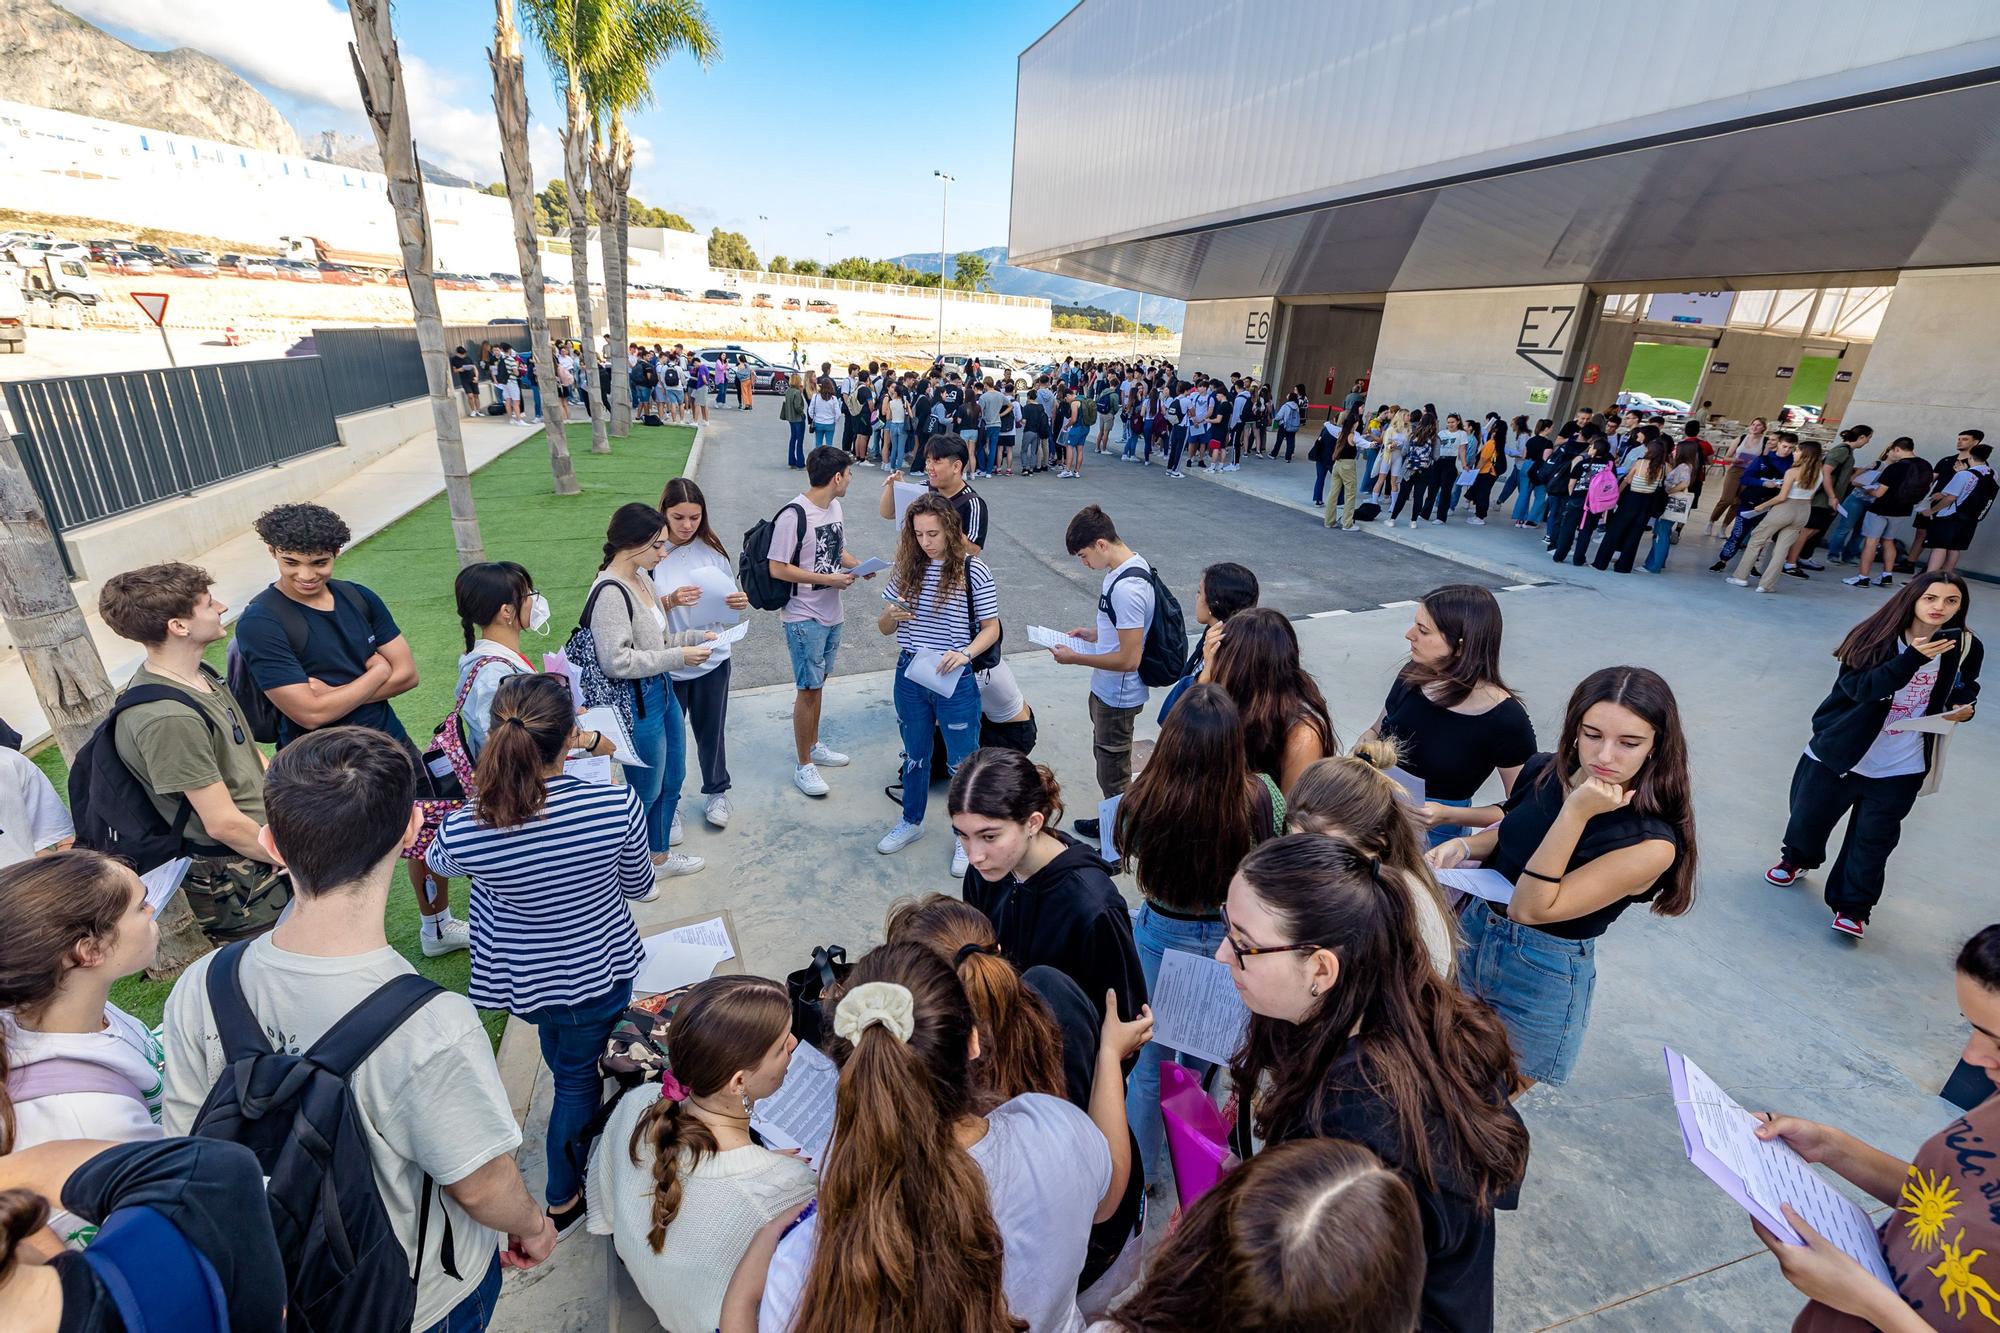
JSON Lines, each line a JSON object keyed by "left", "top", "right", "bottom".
{"left": 67, "top": 0, "right": 1076, "bottom": 263}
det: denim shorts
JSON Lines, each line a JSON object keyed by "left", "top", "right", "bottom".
{"left": 783, "top": 618, "right": 843, "bottom": 689}
{"left": 662, "top": 388, "right": 684, "bottom": 404}
{"left": 1457, "top": 899, "right": 1596, "bottom": 1086}
{"left": 1065, "top": 424, "right": 1089, "bottom": 446}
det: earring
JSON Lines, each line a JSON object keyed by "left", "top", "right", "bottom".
{"left": 1308, "top": 984, "right": 1320, "bottom": 997}
{"left": 740, "top": 1090, "right": 753, "bottom": 1115}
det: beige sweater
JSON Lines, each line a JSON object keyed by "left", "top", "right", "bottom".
{"left": 588, "top": 570, "right": 708, "bottom": 680}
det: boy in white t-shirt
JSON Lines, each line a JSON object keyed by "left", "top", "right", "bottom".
{"left": 1049, "top": 505, "right": 1155, "bottom": 840}
{"left": 0, "top": 745, "right": 73, "bottom": 868}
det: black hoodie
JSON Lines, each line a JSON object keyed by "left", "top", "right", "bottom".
{"left": 1806, "top": 632, "right": 1982, "bottom": 777}
{"left": 962, "top": 831, "right": 1147, "bottom": 1024}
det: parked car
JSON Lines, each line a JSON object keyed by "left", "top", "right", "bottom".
{"left": 1651, "top": 396, "right": 1692, "bottom": 417}
{"left": 693, "top": 346, "right": 790, "bottom": 393}
{"left": 750, "top": 292, "right": 773, "bottom": 308}
{"left": 661, "top": 286, "right": 691, "bottom": 300}
{"left": 169, "top": 247, "right": 217, "bottom": 266}
{"left": 1783, "top": 403, "right": 1823, "bottom": 424}
{"left": 489, "top": 272, "right": 522, "bottom": 289}
{"left": 701, "top": 288, "right": 743, "bottom": 304}
{"left": 133, "top": 243, "right": 168, "bottom": 263}
{"left": 109, "top": 251, "right": 155, "bottom": 274}
{"left": 170, "top": 259, "right": 220, "bottom": 278}
{"left": 276, "top": 259, "right": 324, "bottom": 282}
{"left": 780, "top": 296, "right": 801, "bottom": 311}
{"left": 542, "top": 277, "right": 571, "bottom": 293}
{"left": 238, "top": 257, "right": 278, "bottom": 278}
{"left": 87, "top": 239, "right": 129, "bottom": 263}
{"left": 317, "top": 262, "right": 367, "bottom": 285}
{"left": 805, "top": 298, "right": 837, "bottom": 314}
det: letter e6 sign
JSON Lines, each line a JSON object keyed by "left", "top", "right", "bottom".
{"left": 1243, "top": 309, "right": 1269, "bottom": 346}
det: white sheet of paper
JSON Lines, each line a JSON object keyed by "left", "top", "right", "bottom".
{"left": 1098, "top": 793, "right": 1123, "bottom": 862}
{"left": 1436, "top": 867, "right": 1516, "bottom": 904}
{"left": 751, "top": 1041, "right": 839, "bottom": 1169}
{"left": 140, "top": 857, "right": 192, "bottom": 914}
{"left": 1672, "top": 1050, "right": 1896, "bottom": 1286}
{"left": 683, "top": 566, "right": 744, "bottom": 627}
{"left": 714, "top": 621, "right": 750, "bottom": 646}
{"left": 1150, "top": 948, "right": 1250, "bottom": 1066}
{"left": 563, "top": 754, "right": 614, "bottom": 785}
{"left": 1027, "top": 624, "right": 1106, "bottom": 655}
{"left": 1388, "top": 766, "right": 1425, "bottom": 805}
{"left": 891, "top": 481, "right": 926, "bottom": 526}
{"left": 903, "top": 649, "right": 966, "bottom": 698}
{"left": 848, "top": 556, "right": 890, "bottom": 577}
{"left": 578, "top": 705, "right": 645, "bottom": 767}
{"left": 631, "top": 937, "right": 730, "bottom": 995}
{"left": 1885, "top": 713, "right": 1958, "bottom": 735}
{"left": 656, "top": 916, "right": 737, "bottom": 963}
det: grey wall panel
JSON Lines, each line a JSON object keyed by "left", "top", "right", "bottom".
{"left": 1013, "top": 0, "right": 2000, "bottom": 268}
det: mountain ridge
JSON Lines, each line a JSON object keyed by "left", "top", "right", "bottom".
{"left": 887, "top": 245, "right": 1185, "bottom": 332}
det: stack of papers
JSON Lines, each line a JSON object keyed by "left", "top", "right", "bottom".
{"left": 578, "top": 706, "right": 645, "bottom": 767}
{"left": 1435, "top": 867, "right": 1515, "bottom": 905}
{"left": 632, "top": 934, "right": 730, "bottom": 995}
{"left": 1151, "top": 949, "right": 1250, "bottom": 1065}
{"left": 752, "top": 1041, "right": 839, "bottom": 1169}
{"left": 904, "top": 649, "right": 966, "bottom": 698}
{"left": 140, "top": 858, "right": 192, "bottom": 913}
{"left": 1027, "top": 625, "right": 1106, "bottom": 655}
{"left": 891, "top": 481, "right": 927, "bottom": 526}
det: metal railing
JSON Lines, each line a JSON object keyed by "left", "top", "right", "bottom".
{"left": 3, "top": 359, "right": 339, "bottom": 530}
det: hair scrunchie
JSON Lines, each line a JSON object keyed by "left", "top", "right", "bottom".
{"left": 832, "top": 981, "right": 915, "bottom": 1045}
{"left": 952, "top": 941, "right": 1000, "bottom": 969}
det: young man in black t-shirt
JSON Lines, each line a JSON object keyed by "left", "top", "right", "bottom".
{"left": 1843, "top": 438, "right": 1927, "bottom": 587}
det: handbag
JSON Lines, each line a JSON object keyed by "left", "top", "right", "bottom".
{"left": 785, "top": 945, "right": 853, "bottom": 1047}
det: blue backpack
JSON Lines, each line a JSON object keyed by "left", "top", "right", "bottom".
{"left": 80, "top": 1204, "right": 230, "bottom": 1333}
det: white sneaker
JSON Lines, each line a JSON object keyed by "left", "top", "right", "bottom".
{"left": 704, "top": 794, "right": 732, "bottom": 828}
{"left": 951, "top": 837, "right": 969, "bottom": 877}
{"left": 1726, "top": 576, "right": 1749, "bottom": 587}
{"left": 877, "top": 820, "right": 925, "bottom": 854}
{"left": 794, "top": 763, "right": 829, "bottom": 797}
{"left": 655, "top": 851, "right": 706, "bottom": 878}
{"left": 670, "top": 811, "right": 683, "bottom": 846}
{"left": 634, "top": 882, "right": 662, "bottom": 903}
{"left": 1408, "top": 519, "right": 1419, "bottom": 528}
{"left": 421, "top": 917, "right": 471, "bottom": 958}
{"left": 809, "top": 742, "right": 849, "bottom": 768}
{"left": 1467, "top": 517, "right": 1486, "bottom": 525}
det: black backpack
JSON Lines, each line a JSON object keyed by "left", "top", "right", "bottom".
{"left": 68, "top": 681, "right": 223, "bottom": 872}
{"left": 661, "top": 363, "right": 681, "bottom": 388}
{"left": 1893, "top": 459, "right": 1935, "bottom": 509}
{"left": 493, "top": 356, "right": 511, "bottom": 385}
{"left": 227, "top": 582, "right": 371, "bottom": 745}
{"left": 190, "top": 941, "right": 454, "bottom": 1332}
{"left": 1967, "top": 468, "right": 1999, "bottom": 523}
{"left": 1099, "top": 566, "right": 1188, "bottom": 689}
{"left": 739, "top": 502, "right": 807, "bottom": 611}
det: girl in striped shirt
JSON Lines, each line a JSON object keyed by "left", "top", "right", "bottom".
{"left": 875, "top": 494, "right": 1000, "bottom": 864}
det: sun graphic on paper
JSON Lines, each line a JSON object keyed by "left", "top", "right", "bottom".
{"left": 1901, "top": 1166, "right": 1962, "bottom": 1251}
{"left": 1927, "top": 1230, "right": 2000, "bottom": 1326}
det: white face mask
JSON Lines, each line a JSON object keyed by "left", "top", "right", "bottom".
{"left": 526, "top": 593, "right": 551, "bottom": 635}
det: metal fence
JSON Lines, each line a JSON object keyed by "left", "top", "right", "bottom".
{"left": 4, "top": 359, "right": 338, "bottom": 531}
{"left": 312, "top": 318, "right": 574, "bottom": 420}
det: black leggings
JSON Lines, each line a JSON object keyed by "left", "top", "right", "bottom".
{"left": 670, "top": 658, "right": 732, "bottom": 794}
{"left": 1781, "top": 755, "right": 1923, "bottom": 921}
{"left": 1467, "top": 471, "right": 1497, "bottom": 519}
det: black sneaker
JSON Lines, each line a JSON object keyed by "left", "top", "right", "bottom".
{"left": 1073, "top": 817, "right": 1101, "bottom": 840}
{"left": 1709, "top": 559, "right": 1728, "bottom": 572}
{"left": 1784, "top": 565, "right": 1810, "bottom": 579}
{"left": 547, "top": 1194, "right": 587, "bottom": 1241}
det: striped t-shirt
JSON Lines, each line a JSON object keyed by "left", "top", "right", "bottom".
{"left": 425, "top": 775, "right": 653, "bottom": 1012}
{"left": 887, "top": 557, "right": 998, "bottom": 655}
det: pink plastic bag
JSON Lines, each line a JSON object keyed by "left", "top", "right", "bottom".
{"left": 1160, "top": 1062, "right": 1238, "bottom": 1210}
{"left": 543, "top": 651, "right": 584, "bottom": 709}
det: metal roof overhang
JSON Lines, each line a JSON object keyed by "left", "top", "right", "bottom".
{"left": 1010, "top": 73, "right": 2000, "bottom": 302}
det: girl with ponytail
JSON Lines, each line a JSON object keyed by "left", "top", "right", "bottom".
{"left": 1224, "top": 834, "right": 1529, "bottom": 1333}
{"left": 749, "top": 943, "right": 1145, "bottom": 1333}
{"left": 425, "top": 672, "right": 656, "bottom": 1238}
{"left": 587, "top": 976, "right": 813, "bottom": 1333}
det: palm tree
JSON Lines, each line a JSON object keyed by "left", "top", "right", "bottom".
{"left": 583, "top": 2, "right": 718, "bottom": 439}
{"left": 347, "top": 0, "right": 487, "bottom": 562}
{"left": 489, "top": 0, "right": 580, "bottom": 494}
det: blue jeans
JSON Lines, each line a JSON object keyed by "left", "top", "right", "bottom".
{"left": 887, "top": 421, "right": 908, "bottom": 470}
{"left": 1644, "top": 516, "right": 1677, "bottom": 573}
{"left": 421, "top": 1253, "right": 502, "bottom": 1333}
{"left": 1423, "top": 795, "right": 1473, "bottom": 848}
{"left": 786, "top": 419, "right": 807, "bottom": 468}
{"left": 1458, "top": 900, "right": 1596, "bottom": 1086}
{"left": 1359, "top": 448, "right": 1380, "bottom": 494}
{"left": 894, "top": 652, "right": 982, "bottom": 825}
{"left": 519, "top": 979, "right": 633, "bottom": 1207}
{"left": 1511, "top": 478, "right": 1544, "bottom": 522}
{"left": 1125, "top": 905, "right": 1228, "bottom": 1179}
{"left": 1826, "top": 492, "right": 1868, "bottom": 561}
{"left": 624, "top": 675, "right": 685, "bottom": 854}
{"left": 976, "top": 425, "right": 998, "bottom": 475}
{"left": 527, "top": 381, "right": 542, "bottom": 419}
{"left": 1312, "top": 460, "right": 1331, "bottom": 505}
{"left": 1495, "top": 460, "right": 1523, "bottom": 505}
{"left": 811, "top": 422, "right": 834, "bottom": 448}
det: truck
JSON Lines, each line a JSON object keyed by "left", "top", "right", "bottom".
{"left": 2, "top": 254, "right": 101, "bottom": 336}
{"left": 280, "top": 235, "right": 401, "bottom": 274}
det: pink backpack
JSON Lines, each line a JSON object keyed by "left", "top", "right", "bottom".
{"left": 1583, "top": 465, "right": 1621, "bottom": 518}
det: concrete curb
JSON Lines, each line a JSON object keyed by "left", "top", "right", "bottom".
{"left": 684, "top": 421, "right": 707, "bottom": 484}
{"left": 1193, "top": 465, "right": 1554, "bottom": 587}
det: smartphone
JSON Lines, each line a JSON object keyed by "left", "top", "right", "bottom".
{"left": 1934, "top": 627, "right": 1963, "bottom": 643}
{"left": 881, "top": 589, "right": 913, "bottom": 612}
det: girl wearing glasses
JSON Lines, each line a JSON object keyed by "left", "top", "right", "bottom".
{"left": 1430, "top": 666, "right": 1697, "bottom": 1091}
{"left": 1222, "top": 834, "right": 1527, "bottom": 1333}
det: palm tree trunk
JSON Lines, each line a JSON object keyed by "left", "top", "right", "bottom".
{"left": 0, "top": 437, "right": 210, "bottom": 976}
{"left": 607, "top": 113, "right": 636, "bottom": 433}
{"left": 349, "top": 0, "right": 486, "bottom": 565}
{"left": 591, "top": 125, "right": 631, "bottom": 438}
{"left": 562, "top": 83, "right": 610, "bottom": 455}
{"left": 489, "top": 0, "right": 578, "bottom": 496}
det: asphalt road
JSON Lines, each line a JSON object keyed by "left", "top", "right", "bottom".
{"left": 689, "top": 409, "right": 1508, "bottom": 690}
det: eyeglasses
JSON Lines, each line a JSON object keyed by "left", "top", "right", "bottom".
{"left": 1218, "top": 905, "right": 1322, "bottom": 972}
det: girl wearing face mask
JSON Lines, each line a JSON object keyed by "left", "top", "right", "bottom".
{"left": 1222, "top": 835, "right": 1528, "bottom": 1333}
{"left": 1430, "top": 667, "right": 1698, "bottom": 1090}
{"left": 454, "top": 560, "right": 600, "bottom": 764}
{"left": 655, "top": 479, "right": 752, "bottom": 833}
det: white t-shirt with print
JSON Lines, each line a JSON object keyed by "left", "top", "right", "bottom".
{"left": 1852, "top": 656, "right": 1941, "bottom": 778}
{"left": 769, "top": 494, "right": 846, "bottom": 627}
{"left": 1093, "top": 555, "right": 1155, "bottom": 709}
{"left": 0, "top": 746, "right": 74, "bottom": 868}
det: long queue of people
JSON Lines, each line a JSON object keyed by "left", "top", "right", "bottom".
{"left": 0, "top": 412, "right": 1985, "bottom": 1329}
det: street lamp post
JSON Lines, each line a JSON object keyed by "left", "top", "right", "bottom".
{"left": 824, "top": 230, "right": 833, "bottom": 267}
{"left": 757, "top": 214, "right": 769, "bottom": 266}
{"left": 934, "top": 170, "right": 954, "bottom": 360}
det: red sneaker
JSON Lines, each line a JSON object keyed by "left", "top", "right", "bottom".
{"left": 1765, "top": 860, "right": 1802, "bottom": 887}
{"left": 1831, "top": 913, "right": 1866, "bottom": 939}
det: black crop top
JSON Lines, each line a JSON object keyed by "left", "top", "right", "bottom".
{"left": 1380, "top": 676, "right": 1536, "bottom": 802}
{"left": 1488, "top": 754, "right": 1680, "bottom": 940}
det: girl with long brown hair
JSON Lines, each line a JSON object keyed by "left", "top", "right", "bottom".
{"left": 1114, "top": 683, "right": 1282, "bottom": 1183}
{"left": 425, "top": 672, "right": 656, "bottom": 1235}
{"left": 1728, "top": 434, "right": 1832, "bottom": 591}
{"left": 0, "top": 850, "right": 163, "bottom": 1246}
{"left": 1431, "top": 666, "right": 1698, "bottom": 1089}
{"left": 1765, "top": 570, "right": 1979, "bottom": 939}
{"left": 654, "top": 477, "right": 751, "bottom": 832}
{"left": 877, "top": 494, "right": 1001, "bottom": 865}
{"left": 1223, "top": 834, "right": 1528, "bottom": 1333}
{"left": 587, "top": 976, "right": 812, "bottom": 1333}
{"left": 748, "top": 943, "right": 1146, "bottom": 1333}
{"left": 1092, "top": 1138, "right": 1425, "bottom": 1333}
{"left": 1207, "top": 606, "right": 1338, "bottom": 793}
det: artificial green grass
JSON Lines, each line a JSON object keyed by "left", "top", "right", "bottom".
{"left": 48, "top": 419, "right": 691, "bottom": 1042}
{"left": 1622, "top": 344, "right": 1840, "bottom": 413}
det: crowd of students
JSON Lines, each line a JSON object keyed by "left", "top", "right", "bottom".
{"left": 0, "top": 383, "right": 1988, "bottom": 1329}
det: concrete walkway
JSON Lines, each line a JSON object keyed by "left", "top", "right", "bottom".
{"left": 0, "top": 413, "right": 543, "bottom": 751}
{"left": 496, "top": 419, "right": 1999, "bottom": 1330}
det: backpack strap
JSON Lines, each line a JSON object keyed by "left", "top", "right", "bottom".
{"left": 576, "top": 578, "right": 636, "bottom": 634}
{"left": 5, "top": 1057, "right": 151, "bottom": 1108}
{"left": 202, "top": 938, "right": 272, "bottom": 1067}
{"left": 81, "top": 1204, "right": 230, "bottom": 1333}
{"left": 304, "top": 972, "right": 446, "bottom": 1079}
